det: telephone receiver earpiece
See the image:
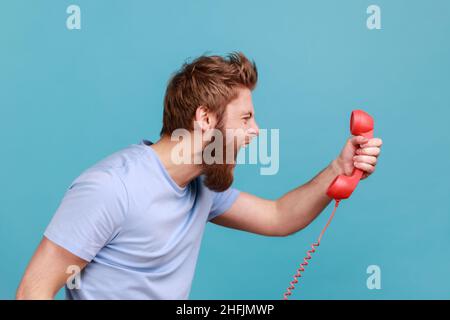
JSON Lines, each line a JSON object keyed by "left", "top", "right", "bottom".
{"left": 326, "top": 110, "right": 374, "bottom": 200}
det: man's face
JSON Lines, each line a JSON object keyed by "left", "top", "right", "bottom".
{"left": 202, "top": 87, "right": 260, "bottom": 192}
{"left": 222, "top": 87, "right": 260, "bottom": 149}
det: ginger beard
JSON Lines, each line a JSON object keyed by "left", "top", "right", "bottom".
{"left": 202, "top": 125, "right": 239, "bottom": 192}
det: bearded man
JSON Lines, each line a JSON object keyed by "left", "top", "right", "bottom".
{"left": 16, "top": 52, "right": 382, "bottom": 299}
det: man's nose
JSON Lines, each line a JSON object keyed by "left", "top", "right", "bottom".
{"left": 251, "top": 120, "right": 260, "bottom": 137}
{"left": 246, "top": 122, "right": 259, "bottom": 140}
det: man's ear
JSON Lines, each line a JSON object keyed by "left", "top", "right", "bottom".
{"left": 194, "top": 105, "right": 217, "bottom": 132}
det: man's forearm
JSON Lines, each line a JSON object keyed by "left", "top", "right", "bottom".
{"left": 274, "top": 158, "right": 344, "bottom": 236}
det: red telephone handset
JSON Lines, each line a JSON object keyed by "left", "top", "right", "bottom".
{"left": 283, "top": 109, "right": 374, "bottom": 300}
{"left": 326, "top": 110, "right": 374, "bottom": 199}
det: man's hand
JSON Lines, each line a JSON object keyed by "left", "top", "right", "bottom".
{"left": 335, "top": 136, "right": 383, "bottom": 180}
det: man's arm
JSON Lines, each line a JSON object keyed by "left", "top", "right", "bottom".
{"left": 211, "top": 159, "right": 342, "bottom": 236}
{"left": 16, "top": 169, "right": 129, "bottom": 299}
{"left": 273, "top": 158, "right": 343, "bottom": 236}
{"left": 211, "top": 136, "right": 382, "bottom": 237}
{"left": 16, "top": 237, "right": 88, "bottom": 299}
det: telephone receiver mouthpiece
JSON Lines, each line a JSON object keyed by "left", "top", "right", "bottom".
{"left": 326, "top": 110, "right": 374, "bottom": 200}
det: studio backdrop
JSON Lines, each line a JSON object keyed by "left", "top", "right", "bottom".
{"left": 1, "top": 0, "right": 449, "bottom": 299}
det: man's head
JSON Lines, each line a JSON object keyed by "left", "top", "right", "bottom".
{"left": 161, "top": 52, "right": 260, "bottom": 192}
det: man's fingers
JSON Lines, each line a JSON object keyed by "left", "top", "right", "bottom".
{"left": 354, "top": 161, "right": 375, "bottom": 173}
{"left": 350, "top": 135, "right": 369, "bottom": 146}
{"left": 360, "top": 138, "right": 383, "bottom": 148}
{"left": 356, "top": 147, "right": 380, "bottom": 156}
{"left": 352, "top": 137, "right": 382, "bottom": 178}
{"left": 353, "top": 155, "right": 377, "bottom": 165}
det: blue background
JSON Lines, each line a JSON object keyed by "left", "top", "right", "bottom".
{"left": 1, "top": 0, "right": 449, "bottom": 299}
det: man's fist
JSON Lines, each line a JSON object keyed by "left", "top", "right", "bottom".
{"left": 335, "top": 136, "right": 383, "bottom": 180}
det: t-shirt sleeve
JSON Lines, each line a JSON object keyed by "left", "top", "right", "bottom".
{"left": 44, "top": 168, "right": 128, "bottom": 262}
{"left": 207, "top": 187, "right": 240, "bottom": 222}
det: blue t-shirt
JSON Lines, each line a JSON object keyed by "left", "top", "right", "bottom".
{"left": 44, "top": 139, "right": 240, "bottom": 300}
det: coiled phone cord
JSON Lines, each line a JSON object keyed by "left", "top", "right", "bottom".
{"left": 282, "top": 199, "right": 341, "bottom": 300}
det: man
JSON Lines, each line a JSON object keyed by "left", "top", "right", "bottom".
{"left": 16, "top": 52, "right": 382, "bottom": 299}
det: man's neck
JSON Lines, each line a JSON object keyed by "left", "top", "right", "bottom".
{"left": 150, "top": 135, "right": 203, "bottom": 188}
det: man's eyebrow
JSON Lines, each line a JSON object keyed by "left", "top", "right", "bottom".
{"left": 241, "top": 111, "right": 253, "bottom": 117}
